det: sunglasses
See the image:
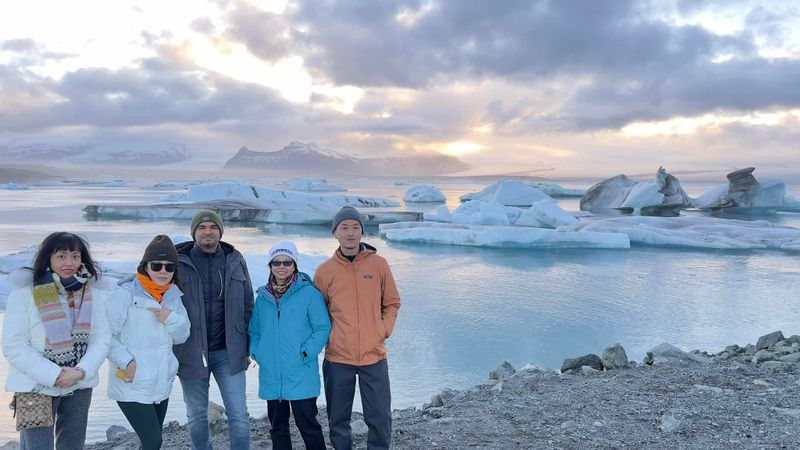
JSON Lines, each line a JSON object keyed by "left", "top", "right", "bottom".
{"left": 149, "top": 262, "right": 177, "bottom": 273}
{"left": 270, "top": 260, "right": 294, "bottom": 267}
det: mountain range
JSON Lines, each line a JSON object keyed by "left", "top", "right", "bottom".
{"left": 224, "top": 142, "right": 470, "bottom": 175}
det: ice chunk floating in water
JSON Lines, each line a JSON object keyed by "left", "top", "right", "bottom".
{"left": 404, "top": 185, "right": 446, "bottom": 203}
{"left": 560, "top": 216, "right": 800, "bottom": 250}
{"left": 379, "top": 222, "right": 630, "bottom": 249}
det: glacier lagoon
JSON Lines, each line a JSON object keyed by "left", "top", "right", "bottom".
{"left": 0, "top": 178, "right": 799, "bottom": 444}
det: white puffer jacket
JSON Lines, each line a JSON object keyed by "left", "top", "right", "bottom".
{"left": 106, "top": 277, "right": 190, "bottom": 403}
{"left": 2, "top": 269, "right": 112, "bottom": 397}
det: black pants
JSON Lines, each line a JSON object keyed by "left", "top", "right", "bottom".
{"left": 323, "top": 359, "right": 392, "bottom": 450}
{"left": 267, "top": 397, "right": 326, "bottom": 450}
{"left": 117, "top": 399, "right": 170, "bottom": 450}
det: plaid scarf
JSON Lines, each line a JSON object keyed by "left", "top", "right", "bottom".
{"left": 32, "top": 273, "right": 93, "bottom": 367}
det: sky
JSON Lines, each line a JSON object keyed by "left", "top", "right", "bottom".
{"left": 0, "top": 0, "right": 799, "bottom": 176}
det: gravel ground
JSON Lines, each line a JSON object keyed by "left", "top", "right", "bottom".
{"left": 5, "top": 334, "right": 799, "bottom": 450}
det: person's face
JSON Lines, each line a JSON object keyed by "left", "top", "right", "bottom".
{"left": 50, "top": 249, "right": 82, "bottom": 278}
{"left": 194, "top": 222, "right": 221, "bottom": 252}
{"left": 269, "top": 256, "right": 295, "bottom": 282}
{"left": 334, "top": 219, "right": 362, "bottom": 252}
{"left": 146, "top": 260, "right": 176, "bottom": 286}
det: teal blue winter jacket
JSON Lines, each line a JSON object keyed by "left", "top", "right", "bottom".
{"left": 248, "top": 272, "right": 331, "bottom": 400}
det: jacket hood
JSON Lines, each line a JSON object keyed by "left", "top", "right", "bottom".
{"left": 176, "top": 240, "right": 237, "bottom": 257}
{"left": 9, "top": 268, "right": 115, "bottom": 291}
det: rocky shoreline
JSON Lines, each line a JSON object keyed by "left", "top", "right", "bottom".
{"left": 3, "top": 331, "right": 799, "bottom": 449}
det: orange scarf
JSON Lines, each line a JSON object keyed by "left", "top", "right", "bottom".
{"left": 136, "top": 273, "right": 172, "bottom": 303}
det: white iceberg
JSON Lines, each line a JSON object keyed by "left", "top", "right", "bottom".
{"left": 581, "top": 167, "right": 691, "bottom": 215}
{"left": 459, "top": 180, "right": 550, "bottom": 206}
{"left": 379, "top": 222, "right": 630, "bottom": 249}
{"left": 394, "top": 180, "right": 413, "bottom": 186}
{"left": 693, "top": 167, "right": 800, "bottom": 213}
{"left": 529, "top": 182, "right": 585, "bottom": 197}
{"left": 404, "top": 185, "right": 446, "bottom": 203}
{"left": 142, "top": 180, "right": 198, "bottom": 190}
{"left": 560, "top": 216, "right": 800, "bottom": 250}
{"left": 187, "top": 183, "right": 398, "bottom": 207}
{"left": 0, "top": 183, "right": 30, "bottom": 190}
{"left": 282, "top": 178, "right": 347, "bottom": 192}
{"left": 429, "top": 199, "right": 578, "bottom": 229}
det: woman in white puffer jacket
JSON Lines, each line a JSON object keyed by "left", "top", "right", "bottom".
{"left": 106, "top": 235, "right": 190, "bottom": 450}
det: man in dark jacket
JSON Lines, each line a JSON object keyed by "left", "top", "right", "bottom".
{"left": 174, "top": 210, "right": 254, "bottom": 450}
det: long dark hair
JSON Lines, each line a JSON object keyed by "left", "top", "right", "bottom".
{"left": 137, "top": 261, "right": 182, "bottom": 289}
{"left": 32, "top": 232, "right": 100, "bottom": 282}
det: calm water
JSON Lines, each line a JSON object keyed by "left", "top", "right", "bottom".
{"left": 0, "top": 178, "right": 799, "bottom": 444}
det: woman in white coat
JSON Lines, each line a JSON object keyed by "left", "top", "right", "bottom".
{"left": 2, "top": 232, "right": 111, "bottom": 450}
{"left": 106, "top": 235, "right": 190, "bottom": 450}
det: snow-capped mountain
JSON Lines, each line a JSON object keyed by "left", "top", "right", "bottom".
{"left": 0, "top": 144, "right": 190, "bottom": 166}
{"left": 224, "top": 142, "right": 470, "bottom": 175}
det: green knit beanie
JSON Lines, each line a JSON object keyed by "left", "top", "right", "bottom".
{"left": 191, "top": 210, "right": 224, "bottom": 240}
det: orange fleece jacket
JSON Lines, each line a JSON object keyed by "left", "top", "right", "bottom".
{"left": 313, "top": 244, "right": 401, "bottom": 366}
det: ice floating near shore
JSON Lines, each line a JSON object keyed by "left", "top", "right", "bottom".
{"left": 187, "top": 183, "right": 397, "bottom": 207}
{"left": 428, "top": 199, "right": 578, "bottom": 229}
{"left": 560, "top": 216, "right": 800, "bottom": 250}
{"left": 281, "top": 178, "right": 347, "bottom": 192}
{"left": 404, "top": 185, "right": 446, "bottom": 203}
{"left": 693, "top": 167, "right": 800, "bottom": 213}
{"left": 528, "top": 182, "right": 585, "bottom": 197}
{"left": 379, "top": 222, "right": 630, "bottom": 249}
{"left": 460, "top": 180, "right": 551, "bottom": 206}
{"left": 581, "top": 167, "right": 692, "bottom": 216}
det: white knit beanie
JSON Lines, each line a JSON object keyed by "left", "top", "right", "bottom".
{"left": 268, "top": 240, "right": 299, "bottom": 265}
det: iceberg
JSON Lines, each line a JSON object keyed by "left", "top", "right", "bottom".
{"left": 403, "top": 185, "right": 446, "bottom": 203}
{"left": 281, "top": 178, "right": 347, "bottom": 192}
{"left": 528, "top": 182, "right": 585, "bottom": 197}
{"left": 693, "top": 167, "right": 800, "bottom": 213}
{"left": 560, "top": 216, "right": 800, "bottom": 250}
{"left": 187, "top": 183, "right": 398, "bottom": 207}
{"left": 428, "top": 199, "right": 577, "bottom": 229}
{"left": 379, "top": 222, "right": 630, "bottom": 249}
{"left": 459, "top": 180, "right": 550, "bottom": 206}
{"left": 581, "top": 167, "right": 692, "bottom": 216}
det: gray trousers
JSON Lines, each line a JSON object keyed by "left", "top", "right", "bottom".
{"left": 19, "top": 388, "right": 93, "bottom": 450}
{"left": 323, "top": 359, "right": 391, "bottom": 450}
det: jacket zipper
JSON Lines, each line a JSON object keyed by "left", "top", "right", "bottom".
{"left": 276, "top": 297, "right": 282, "bottom": 401}
{"left": 352, "top": 260, "right": 360, "bottom": 366}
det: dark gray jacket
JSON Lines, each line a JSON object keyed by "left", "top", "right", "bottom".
{"left": 174, "top": 241, "right": 254, "bottom": 377}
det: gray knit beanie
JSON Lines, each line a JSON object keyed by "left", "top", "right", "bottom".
{"left": 331, "top": 206, "right": 364, "bottom": 233}
{"left": 140, "top": 235, "right": 178, "bottom": 264}
{"left": 191, "top": 210, "right": 224, "bottom": 239}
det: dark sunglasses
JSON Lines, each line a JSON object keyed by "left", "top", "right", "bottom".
{"left": 149, "top": 262, "right": 176, "bottom": 273}
{"left": 270, "top": 260, "right": 294, "bottom": 267}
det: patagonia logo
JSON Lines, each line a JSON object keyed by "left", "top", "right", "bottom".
{"left": 272, "top": 249, "right": 292, "bottom": 255}
{"left": 363, "top": 274, "right": 373, "bottom": 280}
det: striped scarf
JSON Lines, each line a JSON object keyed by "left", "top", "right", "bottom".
{"left": 32, "top": 278, "right": 92, "bottom": 367}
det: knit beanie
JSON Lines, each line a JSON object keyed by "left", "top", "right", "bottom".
{"left": 191, "top": 210, "right": 224, "bottom": 240}
{"left": 331, "top": 206, "right": 364, "bottom": 233}
{"left": 140, "top": 235, "right": 178, "bottom": 264}
{"left": 268, "top": 240, "right": 299, "bottom": 265}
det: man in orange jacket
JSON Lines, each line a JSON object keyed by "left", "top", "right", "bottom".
{"left": 313, "top": 206, "right": 401, "bottom": 450}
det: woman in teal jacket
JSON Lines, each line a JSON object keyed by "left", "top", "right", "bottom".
{"left": 249, "top": 240, "right": 331, "bottom": 450}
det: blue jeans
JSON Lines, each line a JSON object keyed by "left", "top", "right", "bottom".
{"left": 180, "top": 349, "right": 250, "bottom": 450}
{"left": 19, "top": 388, "right": 92, "bottom": 450}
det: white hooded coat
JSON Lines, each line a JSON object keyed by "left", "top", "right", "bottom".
{"left": 2, "top": 269, "right": 112, "bottom": 396}
{"left": 106, "top": 276, "right": 190, "bottom": 403}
